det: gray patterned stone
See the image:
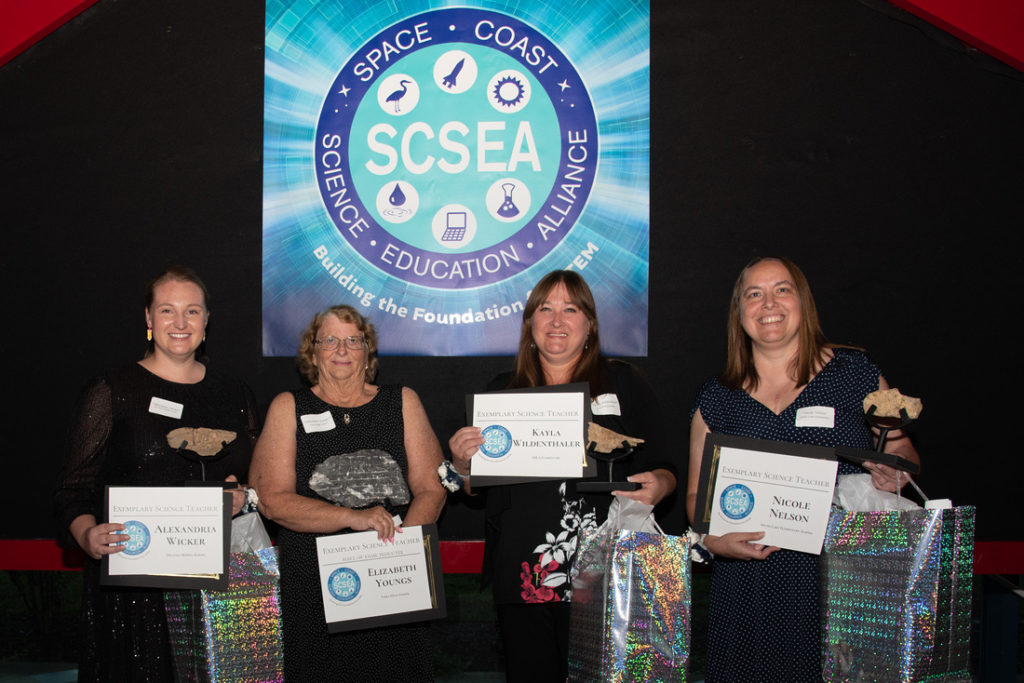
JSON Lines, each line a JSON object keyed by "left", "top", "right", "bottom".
{"left": 308, "top": 449, "right": 411, "bottom": 508}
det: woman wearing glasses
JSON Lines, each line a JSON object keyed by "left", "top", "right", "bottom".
{"left": 251, "top": 304, "right": 445, "bottom": 681}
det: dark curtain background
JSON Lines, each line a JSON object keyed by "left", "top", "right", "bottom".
{"left": 2, "top": 0, "right": 1020, "bottom": 542}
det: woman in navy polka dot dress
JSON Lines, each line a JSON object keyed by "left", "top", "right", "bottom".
{"left": 686, "top": 257, "right": 919, "bottom": 682}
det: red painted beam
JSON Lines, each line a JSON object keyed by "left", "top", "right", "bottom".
{"left": 0, "top": 0, "right": 100, "bottom": 68}
{"left": 1, "top": 0, "right": 1020, "bottom": 73}
{"left": 438, "top": 540, "right": 485, "bottom": 574}
{"left": 0, "top": 539, "right": 81, "bottom": 571}
{"left": 0, "top": 539, "right": 1019, "bottom": 574}
{"left": 973, "top": 541, "right": 1024, "bottom": 576}
{"left": 0, "top": 538, "right": 486, "bottom": 573}
{"left": 887, "top": 0, "right": 1024, "bottom": 72}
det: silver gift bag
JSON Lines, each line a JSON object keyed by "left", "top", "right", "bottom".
{"left": 821, "top": 506, "right": 974, "bottom": 683}
{"left": 164, "top": 513, "right": 284, "bottom": 683}
{"left": 568, "top": 508, "right": 690, "bottom": 682}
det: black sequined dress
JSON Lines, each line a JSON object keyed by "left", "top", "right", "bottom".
{"left": 55, "top": 363, "right": 257, "bottom": 682}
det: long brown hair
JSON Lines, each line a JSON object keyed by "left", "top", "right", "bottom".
{"left": 508, "top": 270, "right": 604, "bottom": 394}
{"left": 722, "top": 256, "right": 831, "bottom": 391}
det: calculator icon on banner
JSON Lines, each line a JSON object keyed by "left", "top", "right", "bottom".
{"left": 441, "top": 211, "right": 467, "bottom": 242}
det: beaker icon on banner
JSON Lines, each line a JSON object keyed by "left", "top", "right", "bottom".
{"left": 497, "top": 182, "right": 520, "bottom": 218}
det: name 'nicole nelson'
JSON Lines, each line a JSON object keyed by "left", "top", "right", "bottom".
{"left": 768, "top": 495, "right": 811, "bottom": 523}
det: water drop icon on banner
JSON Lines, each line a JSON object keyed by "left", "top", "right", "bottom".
{"left": 389, "top": 183, "right": 406, "bottom": 206}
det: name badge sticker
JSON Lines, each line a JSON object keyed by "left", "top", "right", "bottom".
{"left": 301, "top": 411, "right": 337, "bottom": 433}
{"left": 149, "top": 397, "right": 184, "bottom": 419}
{"left": 795, "top": 406, "right": 835, "bottom": 429}
{"left": 592, "top": 393, "right": 621, "bottom": 416}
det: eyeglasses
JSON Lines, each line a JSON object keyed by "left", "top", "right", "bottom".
{"left": 315, "top": 335, "right": 366, "bottom": 351}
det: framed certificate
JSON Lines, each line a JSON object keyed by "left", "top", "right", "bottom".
{"left": 466, "top": 383, "right": 594, "bottom": 487}
{"left": 316, "top": 523, "right": 446, "bottom": 633}
{"left": 692, "top": 434, "right": 838, "bottom": 555}
{"left": 101, "top": 486, "right": 231, "bottom": 589}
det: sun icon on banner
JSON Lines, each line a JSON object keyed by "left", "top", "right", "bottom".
{"left": 488, "top": 69, "right": 531, "bottom": 113}
{"left": 494, "top": 75, "right": 525, "bottom": 107}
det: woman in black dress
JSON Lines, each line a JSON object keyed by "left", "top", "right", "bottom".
{"left": 251, "top": 304, "right": 446, "bottom": 681}
{"left": 448, "top": 270, "right": 677, "bottom": 682}
{"left": 55, "top": 266, "right": 256, "bottom": 682}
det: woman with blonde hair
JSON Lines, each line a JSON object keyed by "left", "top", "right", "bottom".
{"left": 56, "top": 266, "right": 256, "bottom": 681}
{"left": 252, "top": 304, "right": 445, "bottom": 681}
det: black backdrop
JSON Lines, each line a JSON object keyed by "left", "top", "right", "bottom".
{"left": 2, "top": 0, "right": 1021, "bottom": 542}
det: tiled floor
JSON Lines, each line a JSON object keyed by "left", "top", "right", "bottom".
{"left": 0, "top": 663, "right": 76, "bottom": 683}
{"left": 0, "top": 663, "right": 508, "bottom": 683}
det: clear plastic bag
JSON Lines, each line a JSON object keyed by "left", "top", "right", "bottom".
{"left": 833, "top": 473, "right": 921, "bottom": 512}
{"left": 230, "top": 511, "right": 272, "bottom": 553}
{"left": 165, "top": 513, "right": 283, "bottom": 682}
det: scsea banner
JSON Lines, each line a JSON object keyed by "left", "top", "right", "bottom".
{"left": 263, "top": 0, "right": 650, "bottom": 356}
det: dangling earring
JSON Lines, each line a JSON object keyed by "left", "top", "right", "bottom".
{"left": 147, "top": 328, "right": 153, "bottom": 341}
{"left": 203, "top": 333, "right": 207, "bottom": 342}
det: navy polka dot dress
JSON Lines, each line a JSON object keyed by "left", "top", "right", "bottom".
{"left": 693, "top": 349, "right": 879, "bottom": 682}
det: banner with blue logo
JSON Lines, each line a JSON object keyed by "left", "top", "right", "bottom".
{"left": 264, "top": 0, "right": 650, "bottom": 356}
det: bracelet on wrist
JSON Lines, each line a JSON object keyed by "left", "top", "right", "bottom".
{"left": 438, "top": 461, "right": 467, "bottom": 492}
{"left": 686, "top": 528, "right": 714, "bottom": 563}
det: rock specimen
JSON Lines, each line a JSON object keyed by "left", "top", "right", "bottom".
{"left": 587, "top": 422, "right": 644, "bottom": 453}
{"left": 863, "top": 389, "right": 923, "bottom": 419}
{"left": 309, "top": 449, "right": 411, "bottom": 508}
{"left": 166, "top": 427, "right": 237, "bottom": 456}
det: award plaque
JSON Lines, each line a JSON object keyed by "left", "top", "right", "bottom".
{"left": 316, "top": 524, "right": 446, "bottom": 633}
{"left": 467, "top": 383, "right": 594, "bottom": 487}
{"left": 102, "top": 486, "right": 231, "bottom": 589}
{"left": 692, "top": 434, "right": 837, "bottom": 537}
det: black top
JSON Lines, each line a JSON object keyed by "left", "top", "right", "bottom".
{"left": 56, "top": 362, "right": 258, "bottom": 545}
{"left": 277, "top": 385, "right": 432, "bottom": 682}
{"left": 482, "top": 359, "right": 673, "bottom": 604}
{"left": 54, "top": 362, "right": 258, "bottom": 682}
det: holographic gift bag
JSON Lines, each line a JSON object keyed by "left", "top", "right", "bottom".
{"left": 164, "top": 547, "right": 284, "bottom": 682}
{"left": 568, "top": 505, "right": 690, "bottom": 682}
{"left": 821, "top": 506, "right": 974, "bottom": 682}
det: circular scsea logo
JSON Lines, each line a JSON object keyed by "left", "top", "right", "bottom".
{"left": 121, "top": 520, "right": 151, "bottom": 556}
{"left": 480, "top": 424, "right": 513, "bottom": 458}
{"left": 316, "top": 8, "right": 598, "bottom": 289}
{"left": 719, "top": 484, "right": 755, "bottom": 521}
{"left": 327, "top": 567, "right": 362, "bottom": 603}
